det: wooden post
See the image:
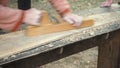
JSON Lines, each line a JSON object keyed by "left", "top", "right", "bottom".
{"left": 98, "top": 30, "right": 120, "bottom": 68}
{"left": 118, "top": 49, "right": 120, "bottom": 68}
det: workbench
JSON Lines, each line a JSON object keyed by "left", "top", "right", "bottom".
{"left": 0, "top": 4, "right": 120, "bottom": 68}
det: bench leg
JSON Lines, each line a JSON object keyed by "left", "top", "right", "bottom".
{"left": 98, "top": 30, "right": 120, "bottom": 68}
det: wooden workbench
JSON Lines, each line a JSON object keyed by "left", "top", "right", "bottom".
{"left": 0, "top": 4, "right": 120, "bottom": 68}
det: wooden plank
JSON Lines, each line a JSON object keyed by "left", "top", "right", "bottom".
{"left": 118, "top": 50, "right": 120, "bottom": 68}
{"left": 25, "top": 11, "right": 94, "bottom": 36}
{"left": 98, "top": 30, "right": 120, "bottom": 68}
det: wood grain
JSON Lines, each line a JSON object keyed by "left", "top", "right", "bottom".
{"left": 25, "top": 11, "right": 94, "bottom": 36}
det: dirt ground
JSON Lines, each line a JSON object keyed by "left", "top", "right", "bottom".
{"left": 8, "top": 0, "right": 119, "bottom": 68}
{"left": 40, "top": 47, "right": 98, "bottom": 68}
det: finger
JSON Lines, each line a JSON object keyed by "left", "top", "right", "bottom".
{"left": 35, "top": 10, "right": 42, "bottom": 15}
{"left": 100, "top": 2, "right": 107, "bottom": 7}
{"left": 70, "top": 16, "right": 80, "bottom": 26}
{"left": 30, "top": 8, "right": 42, "bottom": 15}
{"left": 71, "top": 15, "right": 83, "bottom": 26}
{"left": 28, "top": 20, "right": 40, "bottom": 25}
{"left": 63, "top": 17, "right": 74, "bottom": 24}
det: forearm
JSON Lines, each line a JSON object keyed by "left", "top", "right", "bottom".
{"left": 0, "top": 0, "right": 9, "bottom": 6}
{"left": 107, "top": 0, "right": 112, "bottom": 2}
{"left": 49, "top": 0, "right": 71, "bottom": 16}
{"left": 0, "top": 5, "right": 24, "bottom": 31}
{"left": 0, "top": 5, "right": 23, "bottom": 24}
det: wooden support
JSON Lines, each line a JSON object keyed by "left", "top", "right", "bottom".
{"left": 98, "top": 30, "right": 120, "bottom": 68}
{"left": 119, "top": 50, "right": 120, "bottom": 68}
{"left": 25, "top": 11, "right": 94, "bottom": 36}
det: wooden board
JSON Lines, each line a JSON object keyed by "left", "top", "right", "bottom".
{"left": 25, "top": 11, "right": 94, "bottom": 36}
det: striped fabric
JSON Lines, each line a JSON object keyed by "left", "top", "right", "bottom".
{"left": 0, "top": 5, "right": 23, "bottom": 31}
{"left": 49, "top": 0, "right": 71, "bottom": 16}
{"left": 0, "top": 0, "right": 8, "bottom": 6}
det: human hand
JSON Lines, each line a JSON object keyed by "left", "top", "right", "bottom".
{"left": 23, "top": 8, "right": 42, "bottom": 25}
{"left": 63, "top": 13, "right": 83, "bottom": 26}
{"left": 0, "top": 7, "right": 41, "bottom": 31}
{"left": 100, "top": 1, "right": 112, "bottom": 7}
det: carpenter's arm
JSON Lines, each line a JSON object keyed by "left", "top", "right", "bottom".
{"left": 0, "top": 0, "right": 41, "bottom": 31}
{"left": 0, "top": 6, "right": 41, "bottom": 32}
{"left": 49, "top": 0, "right": 83, "bottom": 26}
{"left": 0, "top": 5, "right": 24, "bottom": 31}
{"left": 100, "top": 0, "right": 113, "bottom": 7}
{"left": 0, "top": 0, "right": 24, "bottom": 31}
{"left": 49, "top": 0, "right": 71, "bottom": 16}
{"left": 0, "top": 0, "right": 9, "bottom": 6}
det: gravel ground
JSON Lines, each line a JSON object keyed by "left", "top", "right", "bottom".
{"left": 8, "top": 0, "right": 119, "bottom": 68}
{"left": 40, "top": 47, "right": 98, "bottom": 68}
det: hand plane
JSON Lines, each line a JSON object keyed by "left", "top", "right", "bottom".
{"left": 25, "top": 11, "right": 94, "bottom": 36}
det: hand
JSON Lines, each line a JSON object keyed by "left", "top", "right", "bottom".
{"left": 63, "top": 13, "right": 83, "bottom": 26}
{"left": 0, "top": 6, "right": 41, "bottom": 31}
{"left": 100, "top": 1, "right": 112, "bottom": 7}
{"left": 23, "top": 8, "right": 42, "bottom": 25}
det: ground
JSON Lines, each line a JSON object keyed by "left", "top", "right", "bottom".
{"left": 8, "top": 0, "right": 119, "bottom": 68}
{"left": 40, "top": 47, "right": 98, "bottom": 68}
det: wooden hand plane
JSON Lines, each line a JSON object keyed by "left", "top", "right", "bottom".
{"left": 25, "top": 11, "right": 94, "bottom": 36}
